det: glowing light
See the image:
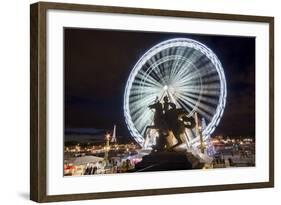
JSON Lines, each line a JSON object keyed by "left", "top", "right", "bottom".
{"left": 124, "top": 38, "right": 227, "bottom": 147}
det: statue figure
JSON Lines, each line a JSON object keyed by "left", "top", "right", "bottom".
{"left": 144, "top": 95, "right": 196, "bottom": 151}
{"left": 163, "top": 96, "right": 170, "bottom": 114}
{"left": 145, "top": 98, "right": 167, "bottom": 150}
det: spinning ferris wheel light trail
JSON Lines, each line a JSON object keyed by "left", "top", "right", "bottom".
{"left": 124, "top": 38, "right": 227, "bottom": 148}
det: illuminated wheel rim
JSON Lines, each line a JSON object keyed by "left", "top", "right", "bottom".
{"left": 124, "top": 38, "right": 227, "bottom": 147}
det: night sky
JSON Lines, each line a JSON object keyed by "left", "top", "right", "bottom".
{"left": 64, "top": 28, "right": 255, "bottom": 139}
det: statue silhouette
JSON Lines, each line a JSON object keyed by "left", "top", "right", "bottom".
{"left": 163, "top": 96, "right": 170, "bottom": 114}
{"left": 144, "top": 95, "right": 195, "bottom": 151}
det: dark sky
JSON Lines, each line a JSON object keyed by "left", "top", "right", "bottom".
{"left": 64, "top": 28, "right": 255, "bottom": 138}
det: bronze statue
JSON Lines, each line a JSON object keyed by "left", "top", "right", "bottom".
{"left": 144, "top": 95, "right": 195, "bottom": 151}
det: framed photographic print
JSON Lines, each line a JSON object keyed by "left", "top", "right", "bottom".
{"left": 30, "top": 1, "right": 274, "bottom": 202}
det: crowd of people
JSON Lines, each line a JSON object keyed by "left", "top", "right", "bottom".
{"left": 83, "top": 159, "right": 136, "bottom": 175}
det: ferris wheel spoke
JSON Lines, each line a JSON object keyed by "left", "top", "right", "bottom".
{"left": 177, "top": 94, "right": 215, "bottom": 121}
{"left": 166, "top": 54, "right": 194, "bottom": 84}
{"left": 175, "top": 66, "right": 216, "bottom": 85}
{"left": 186, "top": 62, "right": 216, "bottom": 76}
{"left": 174, "top": 65, "right": 197, "bottom": 84}
{"left": 201, "top": 74, "right": 221, "bottom": 83}
{"left": 176, "top": 98, "right": 213, "bottom": 122}
{"left": 176, "top": 84, "right": 218, "bottom": 93}
{"left": 170, "top": 55, "right": 187, "bottom": 80}
{"left": 129, "top": 87, "right": 159, "bottom": 96}
{"left": 175, "top": 63, "right": 203, "bottom": 82}
{"left": 189, "top": 93, "right": 219, "bottom": 106}
{"left": 175, "top": 49, "right": 200, "bottom": 67}
{"left": 179, "top": 80, "right": 218, "bottom": 91}
{"left": 129, "top": 95, "right": 156, "bottom": 108}
{"left": 163, "top": 61, "right": 173, "bottom": 83}
{"left": 130, "top": 86, "right": 161, "bottom": 95}
{"left": 179, "top": 92, "right": 217, "bottom": 112}
{"left": 173, "top": 75, "right": 201, "bottom": 89}
{"left": 133, "top": 111, "right": 153, "bottom": 132}
{"left": 130, "top": 106, "right": 150, "bottom": 121}
{"left": 183, "top": 88, "right": 220, "bottom": 96}
{"left": 130, "top": 104, "right": 149, "bottom": 116}
{"left": 129, "top": 95, "right": 157, "bottom": 110}
{"left": 136, "top": 69, "right": 163, "bottom": 88}
{"left": 176, "top": 84, "right": 220, "bottom": 97}
{"left": 175, "top": 94, "right": 199, "bottom": 111}
{"left": 194, "top": 55, "right": 212, "bottom": 68}
{"left": 129, "top": 99, "right": 154, "bottom": 110}
{"left": 134, "top": 75, "right": 160, "bottom": 89}
{"left": 181, "top": 82, "right": 220, "bottom": 90}
{"left": 176, "top": 98, "right": 192, "bottom": 113}
{"left": 172, "top": 60, "right": 197, "bottom": 83}
{"left": 147, "top": 63, "right": 167, "bottom": 86}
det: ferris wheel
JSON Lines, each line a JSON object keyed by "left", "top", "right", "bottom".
{"left": 124, "top": 38, "right": 227, "bottom": 148}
